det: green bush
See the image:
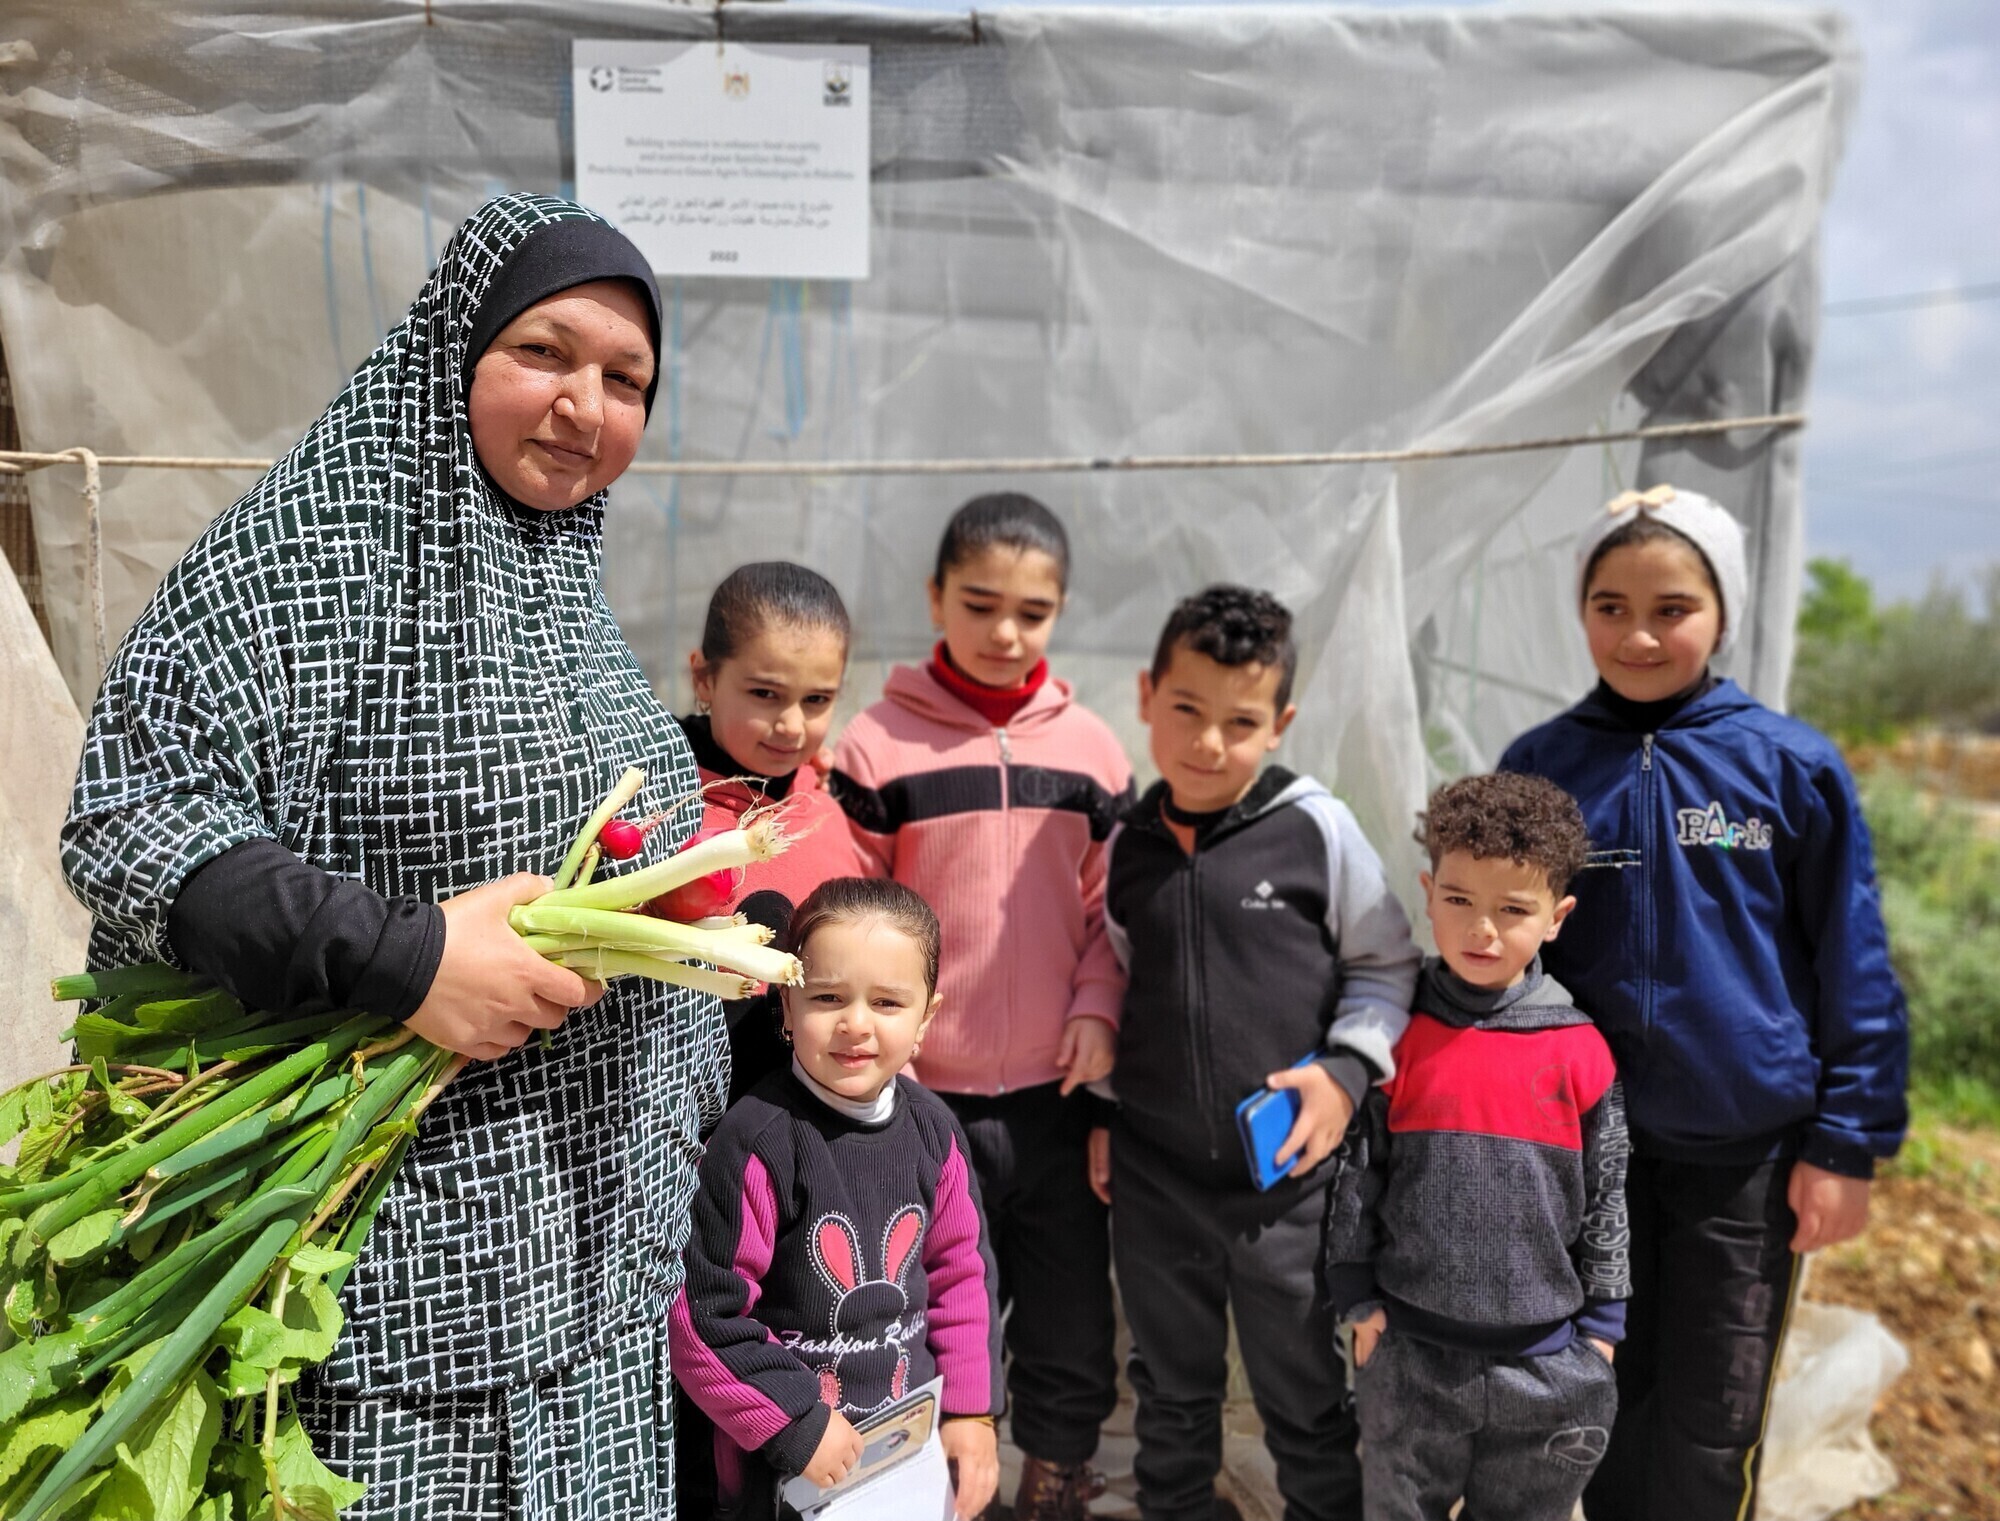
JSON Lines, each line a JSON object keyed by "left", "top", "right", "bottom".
{"left": 1861, "top": 778, "right": 2000, "bottom": 1122}
{"left": 1790, "top": 560, "right": 2000, "bottom": 743}
{"left": 1785, "top": 562, "right": 2000, "bottom": 1125}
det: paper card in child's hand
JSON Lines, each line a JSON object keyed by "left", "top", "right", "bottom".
{"left": 780, "top": 1378, "right": 953, "bottom": 1519}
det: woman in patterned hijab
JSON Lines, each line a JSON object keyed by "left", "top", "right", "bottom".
{"left": 62, "top": 194, "right": 720, "bottom": 1519}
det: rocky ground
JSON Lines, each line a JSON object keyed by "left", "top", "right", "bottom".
{"left": 988, "top": 1125, "right": 2000, "bottom": 1521}
{"left": 1820, "top": 1126, "right": 2000, "bottom": 1520}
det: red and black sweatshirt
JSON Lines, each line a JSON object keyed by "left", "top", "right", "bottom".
{"left": 1325, "top": 957, "right": 1631, "bottom": 1355}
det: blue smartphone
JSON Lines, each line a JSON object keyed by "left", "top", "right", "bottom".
{"left": 1235, "top": 1055, "right": 1319, "bottom": 1191}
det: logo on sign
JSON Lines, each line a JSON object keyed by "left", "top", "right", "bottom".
{"left": 824, "top": 62, "right": 853, "bottom": 106}
{"left": 723, "top": 69, "right": 750, "bottom": 99}
{"left": 588, "top": 66, "right": 615, "bottom": 93}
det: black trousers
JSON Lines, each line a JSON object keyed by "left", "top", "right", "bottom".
{"left": 1582, "top": 1155, "right": 1802, "bottom": 1521}
{"left": 673, "top": 1384, "right": 720, "bottom": 1518}
{"left": 943, "top": 1082, "right": 1120, "bottom": 1466}
{"left": 1111, "top": 1123, "right": 1362, "bottom": 1521}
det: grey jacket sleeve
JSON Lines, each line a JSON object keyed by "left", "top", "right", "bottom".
{"left": 1299, "top": 793, "right": 1421, "bottom": 1084}
{"left": 1101, "top": 822, "right": 1133, "bottom": 972}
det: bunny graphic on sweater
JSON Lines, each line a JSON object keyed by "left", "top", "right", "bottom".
{"left": 796, "top": 1204, "right": 929, "bottom": 1415}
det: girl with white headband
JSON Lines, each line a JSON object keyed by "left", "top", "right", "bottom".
{"left": 1499, "top": 485, "right": 1909, "bottom": 1521}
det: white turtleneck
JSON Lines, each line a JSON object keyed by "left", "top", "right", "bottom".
{"left": 791, "top": 1055, "right": 898, "bottom": 1126}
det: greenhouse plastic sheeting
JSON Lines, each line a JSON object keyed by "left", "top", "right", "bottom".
{"left": 0, "top": 3, "right": 1853, "bottom": 895}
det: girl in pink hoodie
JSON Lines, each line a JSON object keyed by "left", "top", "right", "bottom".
{"left": 829, "top": 494, "right": 1132, "bottom": 1520}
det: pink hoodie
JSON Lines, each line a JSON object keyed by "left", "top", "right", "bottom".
{"left": 829, "top": 665, "right": 1133, "bottom": 1096}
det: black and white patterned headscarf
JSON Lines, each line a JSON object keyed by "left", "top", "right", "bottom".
{"left": 63, "top": 193, "right": 721, "bottom": 1395}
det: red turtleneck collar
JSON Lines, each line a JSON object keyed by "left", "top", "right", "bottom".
{"left": 927, "top": 641, "right": 1049, "bottom": 727}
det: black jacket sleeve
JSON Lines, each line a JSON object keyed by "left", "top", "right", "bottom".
{"left": 166, "top": 838, "right": 444, "bottom": 1021}
{"left": 1323, "top": 1086, "right": 1392, "bottom": 1320}
{"left": 1573, "top": 1078, "right": 1633, "bottom": 1343}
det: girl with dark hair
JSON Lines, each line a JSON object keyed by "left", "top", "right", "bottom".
{"left": 62, "top": 195, "right": 713, "bottom": 1517}
{"left": 671, "top": 877, "right": 1003, "bottom": 1520}
{"left": 1502, "top": 485, "right": 1908, "bottom": 1521}
{"left": 828, "top": 493, "right": 1131, "bottom": 1520}
{"left": 673, "top": 561, "right": 868, "bottom": 1103}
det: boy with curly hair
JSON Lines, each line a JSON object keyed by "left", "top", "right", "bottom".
{"left": 1326, "top": 771, "right": 1631, "bottom": 1520}
{"left": 1094, "top": 584, "right": 1421, "bottom": 1521}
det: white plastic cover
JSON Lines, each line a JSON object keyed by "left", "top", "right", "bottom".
{"left": 0, "top": 3, "right": 1853, "bottom": 896}
{"left": 1762, "top": 1296, "right": 1909, "bottom": 1521}
{"left": 0, "top": 539, "right": 87, "bottom": 1077}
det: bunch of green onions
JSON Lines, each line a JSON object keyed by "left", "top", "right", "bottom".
{"left": 0, "top": 770, "right": 796, "bottom": 1519}
{"left": 514, "top": 767, "right": 802, "bottom": 999}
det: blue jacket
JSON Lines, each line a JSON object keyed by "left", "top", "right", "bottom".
{"left": 1500, "top": 680, "right": 1907, "bottom": 1179}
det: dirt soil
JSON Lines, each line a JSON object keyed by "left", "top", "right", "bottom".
{"left": 994, "top": 1129, "right": 2000, "bottom": 1521}
{"left": 1818, "top": 1127, "right": 2000, "bottom": 1520}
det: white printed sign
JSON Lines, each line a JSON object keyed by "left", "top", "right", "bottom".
{"left": 574, "top": 41, "right": 870, "bottom": 280}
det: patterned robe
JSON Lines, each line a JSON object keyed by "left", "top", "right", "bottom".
{"left": 61, "top": 193, "right": 720, "bottom": 1518}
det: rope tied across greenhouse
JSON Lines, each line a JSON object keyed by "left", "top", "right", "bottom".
{"left": 0, "top": 410, "right": 1807, "bottom": 675}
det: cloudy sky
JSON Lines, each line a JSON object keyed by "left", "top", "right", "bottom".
{"left": 867, "top": 0, "right": 1998, "bottom": 603}
{"left": 1798, "top": 0, "right": 1999, "bottom": 600}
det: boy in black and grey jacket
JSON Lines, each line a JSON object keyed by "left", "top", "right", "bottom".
{"left": 1090, "top": 587, "right": 1421, "bottom": 1521}
{"left": 1327, "top": 773, "right": 1630, "bottom": 1521}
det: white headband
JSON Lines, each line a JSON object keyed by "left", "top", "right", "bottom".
{"left": 1575, "top": 485, "right": 1747, "bottom": 655}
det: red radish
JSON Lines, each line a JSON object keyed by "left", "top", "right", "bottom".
{"left": 598, "top": 818, "right": 646, "bottom": 859}
{"left": 644, "top": 826, "right": 744, "bottom": 921}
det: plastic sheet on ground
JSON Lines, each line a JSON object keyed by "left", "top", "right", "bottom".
{"left": 1761, "top": 1297, "right": 1910, "bottom": 1521}
{"left": 0, "top": 3, "right": 1854, "bottom": 898}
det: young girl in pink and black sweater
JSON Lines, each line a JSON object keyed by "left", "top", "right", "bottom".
{"left": 671, "top": 878, "right": 1002, "bottom": 1520}
{"left": 829, "top": 494, "right": 1132, "bottom": 1520}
